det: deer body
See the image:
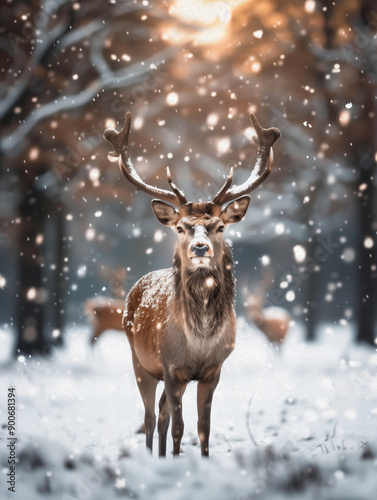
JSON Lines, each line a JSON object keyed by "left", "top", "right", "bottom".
{"left": 247, "top": 298, "right": 290, "bottom": 344}
{"left": 85, "top": 297, "right": 125, "bottom": 344}
{"left": 245, "top": 271, "right": 291, "bottom": 345}
{"left": 103, "top": 111, "right": 280, "bottom": 456}
{"left": 123, "top": 208, "right": 238, "bottom": 456}
{"left": 125, "top": 263, "right": 235, "bottom": 377}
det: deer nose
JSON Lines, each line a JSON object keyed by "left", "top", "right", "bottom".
{"left": 191, "top": 244, "right": 209, "bottom": 257}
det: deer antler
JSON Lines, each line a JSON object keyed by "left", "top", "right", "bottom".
{"left": 212, "top": 113, "right": 281, "bottom": 206}
{"left": 104, "top": 112, "right": 188, "bottom": 207}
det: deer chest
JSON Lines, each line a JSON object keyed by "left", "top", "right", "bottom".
{"left": 163, "top": 315, "right": 235, "bottom": 382}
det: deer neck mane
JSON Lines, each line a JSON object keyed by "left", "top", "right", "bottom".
{"left": 173, "top": 244, "right": 235, "bottom": 336}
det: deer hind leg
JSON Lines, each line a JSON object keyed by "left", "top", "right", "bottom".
{"left": 90, "top": 316, "right": 101, "bottom": 345}
{"left": 197, "top": 367, "right": 221, "bottom": 457}
{"left": 131, "top": 351, "right": 158, "bottom": 453}
{"left": 158, "top": 389, "right": 170, "bottom": 457}
{"left": 164, "top": 374, "right": 187, "bottom": 456}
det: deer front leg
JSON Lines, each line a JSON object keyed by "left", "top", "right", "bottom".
{"left": 197, "top": 367, "right": 221, "bottom": 457}
{"left": 164, "top": 373, "right": 187, "bottom": 456}
{"left": 131, "top": 351, "right": 158, "bottom": 453}
{"left": 158, "top": 390, "right": 170, "bottom": 457}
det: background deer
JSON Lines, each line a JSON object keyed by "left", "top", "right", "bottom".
{"left": 85, "top": 267, "right": 127, "bottom": 344}
{"left": 85, "top": 297, "right": 125, "bottom": 345}
{"left": 244, "top": 270, "right": 291, "bottom": 347}
{"left": 103, "top": 111, "right": 280, "bottom": 457}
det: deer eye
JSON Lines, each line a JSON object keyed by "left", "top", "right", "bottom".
{"left": 217, "top": 225, "right": 225, "bottom": 233}
{"left": 177, "top": 226, "right": 184, "bottom": 234}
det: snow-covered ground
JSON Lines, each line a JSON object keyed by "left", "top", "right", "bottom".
{"left": 1, "top": 320, "right": 377, "bottom": 500}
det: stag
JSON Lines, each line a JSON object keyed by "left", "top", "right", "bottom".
{"left": 246, "top": 293, "right": 291, "bottom": 345}
{"left": 85, "top": 267, "right": 127, "bottom": 344}
{"left": 85, "top": 297, "right": 125, "bottom": 344}
{"left": 244, "top": 270, "right": 291, "bottom": 348}
{"left": 103, "top": 112, "right": 280, "bottom": 457}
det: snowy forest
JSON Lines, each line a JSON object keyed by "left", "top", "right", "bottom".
{"left": 1, "top": 0, "right": 377, "bottom": 499}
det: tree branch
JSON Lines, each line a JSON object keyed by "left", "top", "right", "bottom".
{"left": 0, "top": 46, "right": 177, "bottom": 155}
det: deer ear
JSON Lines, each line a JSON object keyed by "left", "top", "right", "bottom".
{"left": 220, "top": 196, "right": 250, "bottom": 224}
{"left": 151, "top": 200, "right": 180, "bottom": 226}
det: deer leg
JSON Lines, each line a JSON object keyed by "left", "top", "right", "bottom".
{"left": 164, "top": 375, "right": 187, "bottom": 456}
{"left": 158, "top": 389, "right": 170, "bottom": 457}
{"left": 135, "top": 423, "right": 145, "bottom": 434}
{"left": 131, "top": 351, "right": 158, "bottom": 453}
{"left": 197, "top": 368, "right": 221, "bottom": 457}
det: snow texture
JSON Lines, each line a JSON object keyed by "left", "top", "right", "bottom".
{"left": 1, "top": 320, "right": 377, "bottom": 500}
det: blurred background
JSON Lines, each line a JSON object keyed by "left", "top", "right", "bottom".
{"left": 0, "top": 0, "right": 376, "bottom": 356}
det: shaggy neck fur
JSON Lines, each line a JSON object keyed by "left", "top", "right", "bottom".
{"left": 173, "top": 244, "right": 235, "bottom": 337}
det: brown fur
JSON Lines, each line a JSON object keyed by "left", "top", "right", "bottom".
{"left": 174, "top": 245, "right": 235, "bottom": 341}
{"left": 246, "top": 297, "right": 291, "bottom": 344}
{"left": 245, "top": 271, "right": 291, "bottom": 344}
{"left": 122, "top": 202, "right": 248, "bottom": 457}
{"left": 85, "top": 297, "right": 124, "bottom": 344}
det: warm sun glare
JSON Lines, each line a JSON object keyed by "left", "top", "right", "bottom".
{"left": 165, "top": 0, "right": 249, "bottom": 45}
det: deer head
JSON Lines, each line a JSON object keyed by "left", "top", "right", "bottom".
{"left": 103, "top": 112, "right": 280, "bottom": 272}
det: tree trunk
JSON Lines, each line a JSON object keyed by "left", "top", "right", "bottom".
{"left": 356, "top": 91, "right": 377, "bottom": 344}
{"left": 304, "top": 0, "right": 337, "bottom": 342}
{"left": 15, "top": 179, "right": 49, "bottom": 355}
{"left": 305, "top": 236, "right": 322, "bottom": 342}
{"left": 51, "top": 203, "right": 65, "bottom": 346}
{"left": 356, "top": 2, "right": 377, "bottom": 344}
{"left": 357, "top": 154, "right": 377, "bottom": 344}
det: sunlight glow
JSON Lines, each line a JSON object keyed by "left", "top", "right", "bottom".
{"left": 166, "top": 0, "right": 249, "bottom": 45}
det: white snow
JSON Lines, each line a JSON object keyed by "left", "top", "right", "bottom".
{"left": 1, "top": 321, "right": 377, "bottom": 499}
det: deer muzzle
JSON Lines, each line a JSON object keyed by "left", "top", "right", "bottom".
{"left": 188, "top": 238, "right": 214, "bottom": 267}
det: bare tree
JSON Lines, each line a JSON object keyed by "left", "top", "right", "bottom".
{"left": 0, "top": 0, "right": 176, "bottom": 355}
{"left": 1, "top": 0, "right": 375, "bottom": 355}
